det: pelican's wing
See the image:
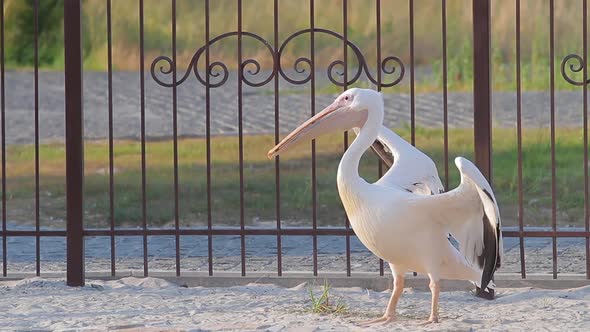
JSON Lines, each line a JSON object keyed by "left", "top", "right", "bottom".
{"left": 358, "top": 126, "right": 444, "bottom": 195}
{"left": 417, "top": 157, "right": 503, "bottom": 292}
{"left": 369, "top": 138, "right": 393, "bottom": 168}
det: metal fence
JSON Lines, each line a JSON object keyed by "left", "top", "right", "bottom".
{"left": 0, "top": 0, "right": 588, "bottom": 286}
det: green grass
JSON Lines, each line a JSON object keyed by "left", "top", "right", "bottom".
{"left": 308, "top": 280, "right": 347, "bottom": 315}
{"left": 1, "top": 127, "right": 587, "bottom": 228}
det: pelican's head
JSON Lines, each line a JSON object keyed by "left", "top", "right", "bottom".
{"left": 267, "top": 88, "right": 383, "bottom": 158}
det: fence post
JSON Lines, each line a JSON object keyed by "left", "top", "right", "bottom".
{"left": 472, "top": 0, "right": 492, "bottom": 181}
{"left": 64, "top": 0, "right": 85, "bottom": 287}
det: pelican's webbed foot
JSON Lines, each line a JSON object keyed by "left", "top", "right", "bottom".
{"left": 418, "top": 315, "right": 440, "bottom": 325}
{"left": 358, "top": 314, "right": 396, "bottom": 327}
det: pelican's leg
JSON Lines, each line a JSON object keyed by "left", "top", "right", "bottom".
{"left": 359, "top": 271, "right": 404, "bottom": 326}
{"left": 420, "top": 277, "right": 440, "bottom": 325}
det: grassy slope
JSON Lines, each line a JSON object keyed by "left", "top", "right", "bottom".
{"left": 2, "top": 128, "right": 586, "bottom": 228}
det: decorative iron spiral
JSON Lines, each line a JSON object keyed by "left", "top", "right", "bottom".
{"left": 150, "top": 28, "right": 405, "bottom": 89}
{"left": 561, "top": 54, "right": 590, "bottom": 86}
{"left": 151, "top": 32, "right": 274, "bottom": 88}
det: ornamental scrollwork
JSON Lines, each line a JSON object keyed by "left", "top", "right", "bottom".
{"left": 561, "top": 54, "right": 590, "bottom": 86}
{"left": 150, "top": 28, "right": 404, "bottom": 89}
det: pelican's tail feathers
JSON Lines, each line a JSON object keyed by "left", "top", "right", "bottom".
{"left": 454, "top": 157, "right": 503, "bottom": 293}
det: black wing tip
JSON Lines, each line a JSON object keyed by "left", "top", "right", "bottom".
{"left": 495, "top": 223, "right": 502, "bottom": 269}
{"left": 476, "top": 286, "right": 495, "bottom": 300}
{"left": 479, "top": 214, "right": 499, "bottom": 289}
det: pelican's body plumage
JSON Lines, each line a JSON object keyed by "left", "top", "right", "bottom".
{"left": 268, "top": 88, "right": 503, "bottom": 324}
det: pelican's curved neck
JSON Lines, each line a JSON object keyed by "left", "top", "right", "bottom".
{"left": 338, "top": 103, "right": 383, "bottom": 186}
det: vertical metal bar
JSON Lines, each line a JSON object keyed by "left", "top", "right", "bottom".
{"left": 171, "top": 0, "right": 180, "bottom": 277}
{"left": 273, "top": 0, "right": 282, "bottom": 276}
{"left": 472, "top": 0, "right": 494, "bottom": 292}
{"left": 409, "top": 0, "right": 415, "bottom": 145}
{"left": 472, "top": 0, "right": 492, "bottom": 181}
{"left": 405, "top": 0, "right": 425, "bottom": 273}
{"left": 64, "top": 0, "right": 85, "bottom": 287}
{"left": 516, "top": 0, "right": 526, "bottom": 279}
{"left": 549, "top": 0, "right": 557, "bottom": 279}
{"left": 107, "top": 0, "right": 115, "bottom": 277}
{"left": 442, "top": 0, "right": 449, "bottom": 190}
{"left": 237, "top": 0, "right": 246, "bottom": 277}
{"left": 205, "top": 0, "right": 213, "bottom": 277}
{"left": 376, "top": 0, "right": 384, "bottom": 277}
{"left": 34, "top": 0, "right": 40, "bottom": 276}
{"left": 139, "top": 0, "right": 148, "bottom": 277}
{"left": 584, "top": 0, "right": 589, "bottom": 280}
{"left": 342, "top": 0, "right": 351, "bottom": 277}
{"left": 376, "top": 0, "right": 381, "bottom": 106}
{"left": 0, "top": 0, "right": 6, "bottom": 277}
{"left": 310, "top": 0, "right": 318, "bottom": 277}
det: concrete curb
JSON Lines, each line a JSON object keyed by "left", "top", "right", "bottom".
{"left": 2, "top": 271, "right": 589, "bottom": 291}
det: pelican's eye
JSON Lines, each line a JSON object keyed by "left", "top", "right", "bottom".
{"left": 344, "top": 96, "right": 349, "bottom": 101}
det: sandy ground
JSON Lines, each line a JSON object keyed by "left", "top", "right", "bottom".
{"left": 0, "top": 277, "right": 589, "bottom": 331}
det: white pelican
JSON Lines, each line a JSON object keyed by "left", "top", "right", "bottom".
{"left": 268, "top": 88, "right": 503, "bottom": 324}
{"left": 363, "top": 126, "right": 444, "bottom": 196}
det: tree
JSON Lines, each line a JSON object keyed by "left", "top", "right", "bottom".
{"left": 6, "top": 0, "right": 64, "bottom": 67}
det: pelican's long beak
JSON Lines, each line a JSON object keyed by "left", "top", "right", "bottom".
{"left": 267, "top": 101, "right": 366, "bottom": 159}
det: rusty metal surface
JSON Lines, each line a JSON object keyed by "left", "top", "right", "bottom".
{"left": 310, "top": 0, "right": 318, "bottom": 278}
{"left": 0, "top": 0, "right": 5, "bottom": 278}
{"left": 34, "top": 0, "right": 40, "bottom": 277}
{"left": 442, "top": 0, "right": 449, "bottom": 190}
{"left": 342, "top": 0, "right": 351, "bottom": 278}
{"left": 585, "top": 0, "right": 589, "bottom": 280}
{"left": 139, "top": 0, "right": 149, "bottom": 278}
{"left": 238, "top": 0, "right": 246, "bottom": 277}
{"left": 205, "top": 0, "right": 213, "bottom": 277}
{"left": 171, "top": 0, "right": 181, "bottom": 277}
{"left": 64, "top": 0, "right": 85, "bottom": 287}
{"left": 516, "top": 0, "right": 526, "bottom": 279}
{"left": 3, "top": 228, "right": 588, "bottom": 239}
{"left": 375, "top": 0, "right": 385, "bottom": 277}
{"left": 273, "top": 0, "right": 282, "bottom": 277}
{"left": 472, "top": 0, "right": 492, "bottom": 182}
{"left": 107, "top": 0, "right": 115, "bottom": 278}
{"left": 550, "top": 0, "right": 558, "bottom": 280}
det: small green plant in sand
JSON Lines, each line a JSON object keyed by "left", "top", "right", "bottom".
{"left": 307, "top": 280, "right": 347, "bottom": 315}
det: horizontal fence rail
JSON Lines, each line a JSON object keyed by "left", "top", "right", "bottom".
{"left": 1, "top": 227, "right": 589, "bottom": 238}
{"left": 0, "top": 0, "right": 588, "bottom": 285}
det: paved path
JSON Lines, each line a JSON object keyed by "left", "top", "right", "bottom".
{"left": 1, "top": 71, "right": 588, "bottom": 144}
